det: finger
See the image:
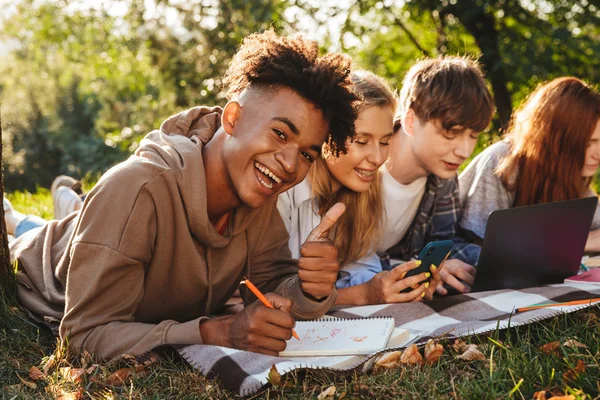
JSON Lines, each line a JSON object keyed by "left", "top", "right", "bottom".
{"left": 429, "top": 264, "right": 443, "bottom": 286}
{"left": 259, "top": 308, "right": 296, "bottom": 330}
{"left": 435, "top": 281, "right": 448, "bottom": 296}
{"left": 298, "top": 269, "right": 338, "bottom": 285}
{"left": 440, "top": 271, "right": 469, "bottom": 294}
{"left": 388, "top": 260, "right": 421, "bottom": 280}
{"left": 306, "top": 202, "right": 346, "bottom": 242}
{"left": 424, "top": 281, "right": 436, "bottom": 300}
{"left": 448, "top": 264, "right": 476, "bottom": 285}
{"left": 300, "top": 282, "right": 330, "bottom": 299}
{"left": 262, "top": 322, "right": 294, "bottom": 341}
{"left": 410, "top": 285, "right": 428, "bottom": 302}
{"left": 299, "top": 241, "right": 339, "bottom": 259}
{"left": 392, "top": 272, "right": 430, "bottom": 292}
{"left": 255, "top": 337, "right": 289, "bottom": 355}
{"left": 265, "top": 293, "right": 294, "bottom": 313}
{"left": 298, "top": 255, "right": 339, "bottom": 271}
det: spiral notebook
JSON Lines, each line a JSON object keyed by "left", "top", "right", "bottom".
{"left": 279, "top": 317, "right": 396, "bottom": 357}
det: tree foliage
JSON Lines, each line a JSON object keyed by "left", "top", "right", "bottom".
{"left": 335, "top": 0, "right": 600, "bottom": 130}
{"left": 0, "top": 0, "right": 291, "bottom": 191}
{"left": 1, "top": 0, "right": 599, "bottom": 190}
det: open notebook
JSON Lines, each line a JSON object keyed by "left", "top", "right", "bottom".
{"left": 279, "top": 317, "right": 401, "bottom": 357}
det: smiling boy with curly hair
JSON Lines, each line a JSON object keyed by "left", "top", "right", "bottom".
{"left": 10, "top": 30, "right": 358, "bottom": 360}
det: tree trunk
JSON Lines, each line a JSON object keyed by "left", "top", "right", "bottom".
{"left": 0, "top": 106, "right": 16, "bottom": 304}
{"left": 445, "top": 1, "right": 513, "bottom": 130}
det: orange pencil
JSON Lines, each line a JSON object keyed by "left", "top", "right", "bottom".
{"left": 241, "top": 279, "right": 300, "bottom": 341}
{"left": 516, "top": 297, "right": 600, "bottom": 313}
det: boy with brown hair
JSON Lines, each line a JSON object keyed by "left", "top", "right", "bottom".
{"left": 9, "top": 30, "right": 358, "bottom": 360}
{"left": 375, "top": 55, "right": 495, "bottom": 296}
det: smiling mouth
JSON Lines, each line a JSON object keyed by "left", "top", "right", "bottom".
{"left": 254, "top": 161, "right": 282, "bottom": 189}
{"left": 355, "top": 168, "right": 375, "bottom": 178}
{"left": 444, "top": 161, "right": 461, "bottom": 168}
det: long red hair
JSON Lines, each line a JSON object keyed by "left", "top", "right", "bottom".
{"left": 496, "top": 77, "right": 600, "bottom": 206}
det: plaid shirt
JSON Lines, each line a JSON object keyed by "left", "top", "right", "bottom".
{"left": 380, "top": 174, "right": 480, "bottom": 269}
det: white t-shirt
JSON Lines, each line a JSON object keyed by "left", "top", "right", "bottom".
{"left": 277, "top": 179, "right": 383, "bottom": 288}
{"left": 379, "top": 167, "right": 427, "bottom": 252}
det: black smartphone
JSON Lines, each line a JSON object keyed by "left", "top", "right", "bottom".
{"left": 400, "top": 240, "right": 453, "bottom": 291}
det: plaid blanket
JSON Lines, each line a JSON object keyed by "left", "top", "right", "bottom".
{"left": 178, "top": 283, "right": 600, "bottom": 396}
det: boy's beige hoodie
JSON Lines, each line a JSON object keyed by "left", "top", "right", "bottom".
{"left": 10, "top": 107, "right": 336, "bottom": 361}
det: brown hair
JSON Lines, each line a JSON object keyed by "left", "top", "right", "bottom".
{"left": 222, "top": 29, "right": 358, "bottom": 156}
{"left": 496, "top": 77, "right": 600, "bottom": 206}
{"left": 397, "top": 55, "right": 494, "bottom": 132}
{"left": 309, "top": 71, "right": 396, "bottom": 265}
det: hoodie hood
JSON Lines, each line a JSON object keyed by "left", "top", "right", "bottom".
{"left": 135, "top": 106, "right": 262, "bottom": 248}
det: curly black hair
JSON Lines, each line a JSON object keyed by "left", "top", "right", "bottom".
{"left": 222, "top": 29, "right": 358, "bottom": 155}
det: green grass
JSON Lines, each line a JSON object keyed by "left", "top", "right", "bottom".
{"left": 2, "top": 188, "right": 600, "bottom": 399}
{"left": 1, "top": 298, "right": 599, "bottom": 399}
{"left": 5, "top": 188, "right": 54, "bottom": 220}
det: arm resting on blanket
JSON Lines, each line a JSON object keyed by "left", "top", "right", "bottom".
{"left": 60, "top": 243, "right": 206, "bottom": 361}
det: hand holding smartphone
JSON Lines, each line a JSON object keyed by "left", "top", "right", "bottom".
{"left": 399, "top": 240, "right": 453, "bottom": 292}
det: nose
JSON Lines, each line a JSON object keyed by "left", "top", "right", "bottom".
{"left": 454, "top": 135, "right": 474, "bottom": 159}
{"left": 274, "top": 145, "right": 299, "bottom": 180}
{"left": 367, "top": 143, "right": 386, "bottom": 167}
{"left": 592, "top": 143, "right": 600, "bottom": 161}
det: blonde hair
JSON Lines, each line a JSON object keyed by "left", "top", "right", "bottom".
{"left": 309, "top": 70, "right": 397, "bottom": 265}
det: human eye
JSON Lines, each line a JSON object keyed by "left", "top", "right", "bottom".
{"left": 300, "top": 151, "right": 314, "bottom": 163}
{"left": 272, "top": 128, "right": 286, "bottom": 141}
{"left": 442, "top": 131, "right": 455, "bottom": 140}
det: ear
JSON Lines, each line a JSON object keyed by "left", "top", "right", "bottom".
{"left": 222, "top": 101, "right": 242, "bottom": 135}
{"left": 402, "top": 108, "right": 416, "bottom": 137}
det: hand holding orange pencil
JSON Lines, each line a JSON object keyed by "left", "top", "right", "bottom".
{"left": 242, "top": 279, "right": 300, "bottom": 340}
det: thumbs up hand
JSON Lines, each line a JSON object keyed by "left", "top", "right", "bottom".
{"left": 297, "top": 203, "right": 346, "bottom": 300}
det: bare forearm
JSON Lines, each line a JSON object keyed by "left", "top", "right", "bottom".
{"left": 335, "top": 284, "right": 369, "bottom": 306}
{"left": 585, "top": 229, "right": 600, "bottom": 253}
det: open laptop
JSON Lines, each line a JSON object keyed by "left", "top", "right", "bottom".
{"left": 470, "top": 197, "right": 598, "bottom": 292}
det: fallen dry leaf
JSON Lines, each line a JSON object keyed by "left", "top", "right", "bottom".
{"left": 43, "top": 355, "right": 56, "bottom": 375}
{"left": 533, "top": 390, "right": 547, "bottom": 400}
{"left": 3, "top": 384, "right": 22, "bottom": 393}
{"left": 29, "top": 365, "right": 46, "bottom": 381}
{"left": 317, "top": 385, "right": 336, "bottom": 399}
{"left": 374, "top": 350, "right": 402, "bottom": 369}
{"left": 540, "top": 341, "right": 561, "bottom": 355}
{"left": 424, "top": 339, "right": 444, "bottom": 365}
{"left": 57, "top": 388, "right": 84, "bottom": 400}
{"left": 85, "top": 364, "right": 98, "bottom": 375}
{"left": 452, "top": 339, "right": 468, "bottom": 353}
{"left": 563, "top": 359, "right": 586, "bottom": 382}
{"left": 547, "top": 396, "right": 575, "bottom": 400}
{"left": 563, "top": 339, "right": 589, "bottom": 349}
{"left": 60, "top": 367, "right": 85, "bottom": 383}
{"left": 400, "top": 344, "right": 423, "bottom": 365}
{"left": 455, "top": 344, "right": 485, "bottom": 361}
{"left": 16, "top": 373, "right": 37, "bottom": 389}
{"left": 267, "top": 364, "right": 281, "bottom": 386}
{"left": 105, "top": 368, "right": 135, "bottom": 386}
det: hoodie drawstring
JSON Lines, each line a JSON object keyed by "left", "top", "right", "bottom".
{"left": 205, "top": 248, "right": 213, "bottom": 315}
{"left": 244, "top": 230, "right": 251, "bottom": 281}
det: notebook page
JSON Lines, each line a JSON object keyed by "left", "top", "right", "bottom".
{"left": 280, "top": 317, "right": 394, "bottom": 357}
